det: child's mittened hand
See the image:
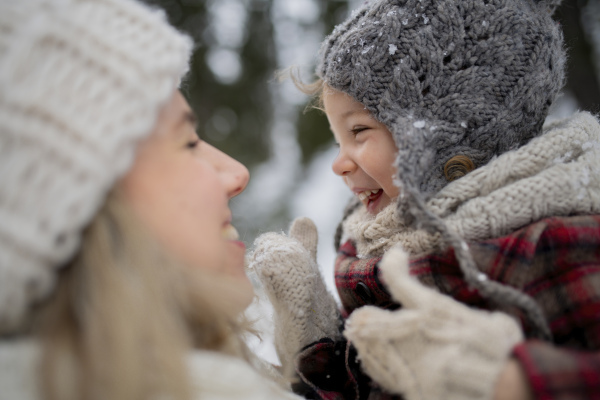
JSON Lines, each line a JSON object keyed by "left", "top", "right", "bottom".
{"left": 344, "top": 247, "right": 523, "bottom": 400}
{"left": 250, "top": 217, "right": 342, "bottom": 379}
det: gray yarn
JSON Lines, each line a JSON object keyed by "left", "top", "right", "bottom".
{"left": 401, "top": 180, "right": 552, "bottom": 339}
{"left": 319, "top": 0, "right": 566, "bottom": 196}
{"left": 320, "top": 0, "right": 565, "bottom": 340}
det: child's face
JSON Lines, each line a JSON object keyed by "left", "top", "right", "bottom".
{"left": 324, "top": 87, "right": 400, "bottom": 215}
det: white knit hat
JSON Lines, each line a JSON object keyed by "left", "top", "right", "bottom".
{"left": 0, "top": 0, "right": 192, "bottom": 333}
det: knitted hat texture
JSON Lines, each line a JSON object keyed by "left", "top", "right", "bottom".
{"left": 318, "top": 0, "right": 566, "bottom": 196}
{"left": 322, "top": 0, "right": 566, "bottom": 339}
{"left": 0, "top": 0, "right": 192, "bottom": 333}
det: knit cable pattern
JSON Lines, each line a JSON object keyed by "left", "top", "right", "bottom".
{"left": 0, "top": 0, "right": 192, "bottom": 334}
{"left": 343, "top": 112, "right": 600, "bottom": 339}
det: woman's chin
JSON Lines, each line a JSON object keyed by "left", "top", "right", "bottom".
{"left": 229, "top": 274, "right": 255, "bottom": 313}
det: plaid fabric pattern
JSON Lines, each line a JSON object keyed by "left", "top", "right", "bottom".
{"left": 296, "top": 215, "right": 600, "bottom": 399}
{"left": 335, "top": 241, "right": 399, "bottom": 317}
{"left": 514, "top": 341, "right": 600, "bottom": 400}
{"left": 295, "top": 338, "right": 404, "bottom": 400}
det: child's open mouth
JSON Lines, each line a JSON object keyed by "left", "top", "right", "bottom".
{"left": 358, "top": 189, "right": 383, "bottom": 213}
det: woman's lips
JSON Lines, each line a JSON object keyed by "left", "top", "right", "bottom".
{"left": 222, "top": 224, "right": 239, "bottom": 240}
{"left": 222, "top": 224, "right": 246, "bottom": 249}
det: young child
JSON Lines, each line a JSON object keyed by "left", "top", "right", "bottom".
{"left": 250, "top": 0, "right": 600, "bottom": 399}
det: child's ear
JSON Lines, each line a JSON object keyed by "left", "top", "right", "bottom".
{"left": 531, "top": 0, "right": 562, "bottom": 14}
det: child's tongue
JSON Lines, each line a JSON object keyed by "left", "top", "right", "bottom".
{"left": 367, "top": 189, "right": 382, "bottom": 201}
{"left": 366, "top": 189, "right": 383, "bottom": 213}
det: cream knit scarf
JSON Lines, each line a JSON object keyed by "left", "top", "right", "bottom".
{"left": 344, "top": 112, "right": 600, "bottom": 258}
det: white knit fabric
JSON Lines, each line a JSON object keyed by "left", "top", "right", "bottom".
{"left": 344, "top": 112, "right": 600, "bottom": 257}
{"left": 0, "top": 0, "right": 192, "bottom": 333}
{"left": 0, "top": 340, "right": 302, "bottom": 400}
{"left": 345, "top": 247, "right": 523, "bottom": 400}
{"left": 250, "top": 218, "right": 341, "bottom": 378}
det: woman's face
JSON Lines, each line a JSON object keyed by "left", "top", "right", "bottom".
{"left": 119, "top": 91, "right": 252, "bottom": 311}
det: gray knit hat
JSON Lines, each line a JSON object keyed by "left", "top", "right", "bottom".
{"left": 319, "top": 0, "right": 565, "bottom": 196}
{"left": 321, "top": 0, "right": 566, "bottom": 339}
{"left": 0, "top": 0, "right": 192, "bottom": 334}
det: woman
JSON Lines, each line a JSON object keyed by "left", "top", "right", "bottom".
{"left": 0, "top": 0, "right": 302, "bottom": 399}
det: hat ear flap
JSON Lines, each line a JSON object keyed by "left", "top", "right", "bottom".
{"left": 531, "top": 0, "right": 562, "bottom": 14}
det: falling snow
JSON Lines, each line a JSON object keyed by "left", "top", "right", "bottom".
{"left": 413, "top": 120, "right": 426, "bottom": 128}
{"left": 389, "top": 44, "right": 398, "bottom": 55}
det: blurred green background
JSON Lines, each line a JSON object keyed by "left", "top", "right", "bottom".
{"left": 141, "top": 0, "right": 600, "bottom": 266}
{"left": 138, "top": 0, "right": 600, "bottom": 362}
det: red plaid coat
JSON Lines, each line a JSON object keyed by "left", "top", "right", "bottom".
{"left": 294, "top": 215, "right": 600, "bottom": 400}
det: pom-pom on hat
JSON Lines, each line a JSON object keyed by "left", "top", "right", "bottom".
{"left": 318, "top": 0, "right": 566, "bottom": 196}
{"left": 0, "top": 0, "right": 192, "bottom": 334}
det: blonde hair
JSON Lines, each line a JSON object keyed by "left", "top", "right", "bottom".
{"left": 277, "top": 67, "right": 326, "bottom": 111}
{"left": 33, "top": 191, "right": 254, "bottom": 400}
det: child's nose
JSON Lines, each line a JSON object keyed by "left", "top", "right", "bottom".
{"left": 332, "top": 151, "right": 356, "bottom": 176}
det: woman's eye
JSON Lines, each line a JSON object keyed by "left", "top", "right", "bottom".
{"left": 186, "top": 140, "right": 200, "bottom": 149}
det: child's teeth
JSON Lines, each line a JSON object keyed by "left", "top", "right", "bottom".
{"left": 222, "top": 225, "right": 239, "bottom": 240}
{"left": 357, "top": 189, "right": 382, "bottom": 201}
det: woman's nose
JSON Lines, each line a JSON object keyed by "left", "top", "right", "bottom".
{"left": 332, "top": 149, "right": 356, "bottom": 176}
{"left": 225, "top": 158, "right": 249, "bottom": 199}
{"left": 208, "top": 144, "right": 249, "bottom": 198}
{"left": 219, "top": 154, "right": 249, "bottom": 199}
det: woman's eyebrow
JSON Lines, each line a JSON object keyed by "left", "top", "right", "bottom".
{"left": 174, "top": 110, "right": 199, "bottom": 132}
{"left": 181, "top": 110, "right": 199, "bottom": 128}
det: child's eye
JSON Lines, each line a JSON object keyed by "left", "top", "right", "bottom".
{"left": 350, "top": 126, "right": 368, "bottom": 135}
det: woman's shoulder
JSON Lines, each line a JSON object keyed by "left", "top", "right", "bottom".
{"left": 187, "top": 350, "right": 302, "bottom": 400}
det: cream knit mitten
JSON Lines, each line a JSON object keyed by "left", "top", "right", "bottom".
{"left": 345, "top": 247, "right": 524, "bottom": 400}
{"left": 250, "top": 217, "right": 342, "bottom": 379}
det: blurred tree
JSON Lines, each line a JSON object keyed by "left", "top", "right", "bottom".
{"left": 139, "top": 0, "right": 599, "bottom": 247}
{"left": 139, "top": 0, "right": 600, "bottom": 174}
{"left": 142, "top": 0, "right": 276, "bottom": 170}
{"left": 556, "top": 0, "right": 600, "bottom": 113}
{"left": 295, "top": 2, "right": 349, "bottom": 165}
